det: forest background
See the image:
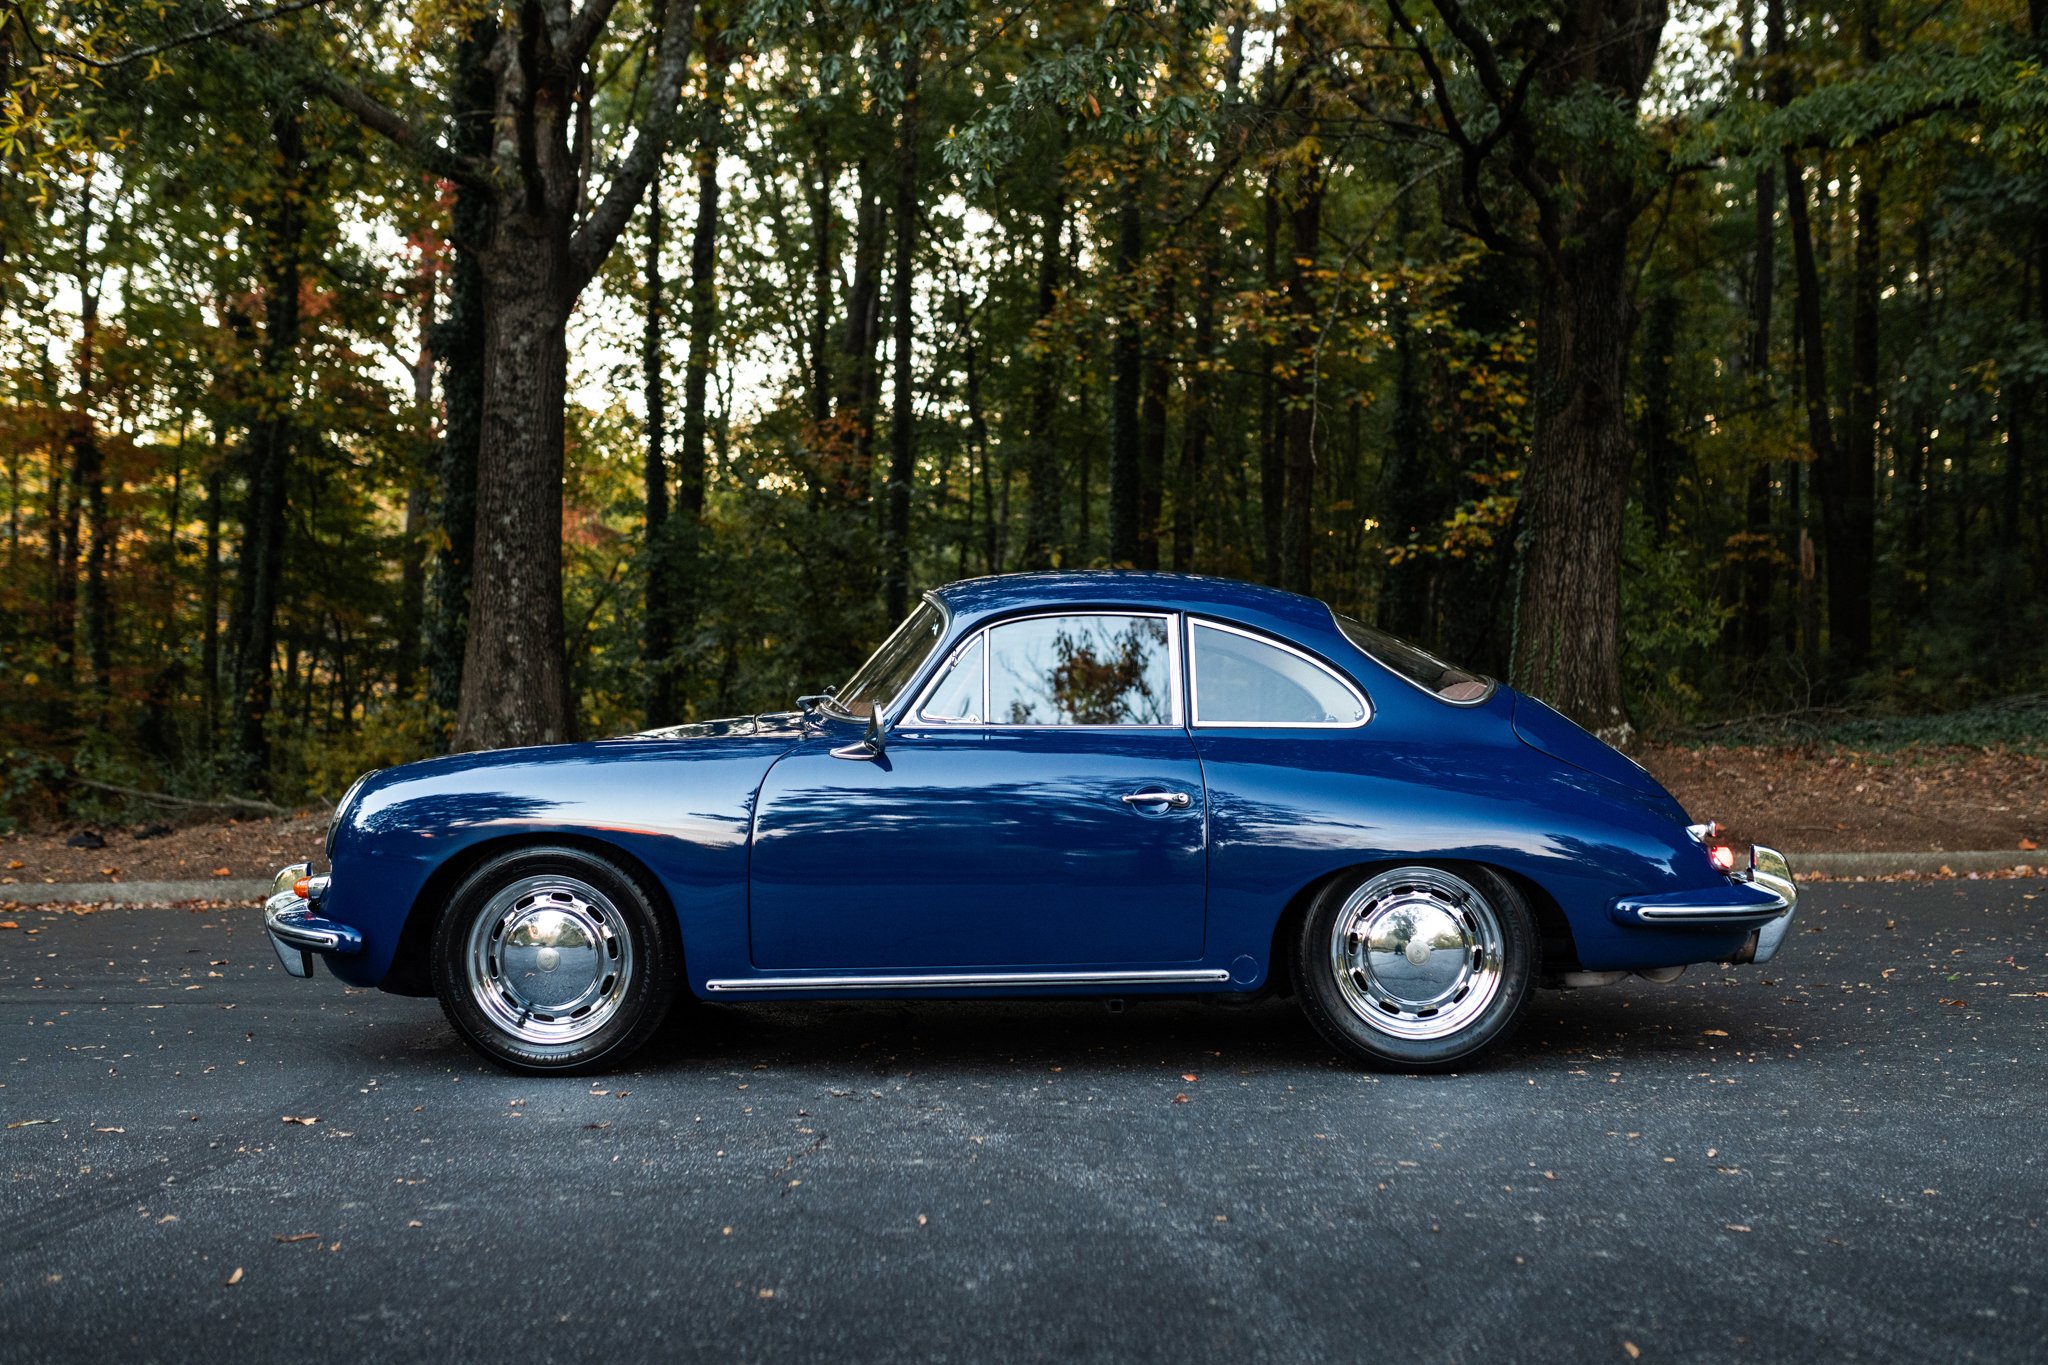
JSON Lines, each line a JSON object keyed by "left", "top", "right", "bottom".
{"left": 0, "top": 0, "right": 2042, "bottom": 819}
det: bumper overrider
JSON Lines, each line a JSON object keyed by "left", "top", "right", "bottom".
{"left": 1610, "top": 844, "right": 1800, "bottom": 965}
{"left": 264, "top": 862, "right": 362, "bottom": 979}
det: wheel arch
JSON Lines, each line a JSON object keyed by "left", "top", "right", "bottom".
{"left": 381, "top": 831, "right": 682, "bottom": 997}
{"left": 1264, "top": 857, "right": 1581, "bottom": 995}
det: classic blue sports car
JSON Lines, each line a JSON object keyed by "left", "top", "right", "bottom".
{"left": 265, "top": 571, "right": 1796, "bottom": 1074}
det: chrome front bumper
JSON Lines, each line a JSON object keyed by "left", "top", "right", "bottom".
{"left": 1610, "top": 844, "right": 1800, "bottom": 964}
{"left": 264, "top": 862, "right": 359, "bottom": 978}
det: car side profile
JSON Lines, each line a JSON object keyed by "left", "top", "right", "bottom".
{"left": 264, "top": 571, "right": 1796, "bottom": 1074}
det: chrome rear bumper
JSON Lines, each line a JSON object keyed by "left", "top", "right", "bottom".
{"left": 1609, "top": 844, "right": 1799, "bottom": 963}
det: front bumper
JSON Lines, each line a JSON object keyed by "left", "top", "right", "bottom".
{"left": 1610, "top": 844, "right": 1800, "bottom": 964}
{"left": 264, "top": 862, "right": 360, "bottom": 978}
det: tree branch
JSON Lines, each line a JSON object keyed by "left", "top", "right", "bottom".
{"left": 56, "top": 0, "right": 333, "bottom": 69}
{"left": 569, "top": 0, "right": 700, "bottom": 289}
{"left": 307, "top": 63, "right": 493, "bottom": 190}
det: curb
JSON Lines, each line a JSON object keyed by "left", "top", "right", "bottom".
{"left": 1, "top": 880, "right": 270, "bottom": 906}
{"left": 1792, "top": 851, "right": 2040, "bottom": 878}
{"left": 3, "top": 855, "right": 2045, "bottom": 908}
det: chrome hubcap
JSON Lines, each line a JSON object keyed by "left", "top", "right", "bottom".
{"left": 1330, "top": 867, "right": 1504, "bottom": 1040}
{"left": 465, "top": 875, "right": 633, "bottom": 1046}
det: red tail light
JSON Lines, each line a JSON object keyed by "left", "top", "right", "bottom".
{"left": 1708, "top": 845, "right": 1736, "bottom": 872}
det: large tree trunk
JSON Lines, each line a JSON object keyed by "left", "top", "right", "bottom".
{"left": 1020, "top": 177, "right": 1065, "bottom": 569}
{"left": 455, "top": 215, "right": 577, "bottom": 749}
{"left": 1107, "top": 163, "right": 1143, "bottom": 566}
{"left": 1511, "top": 243, "right": 1636, "bottom": 742}
{"left": 1737, "top": 0, "right": 1782, "bottom": 660}
{"left": 882, "top": 45, "right": 921, "bottom": 621}
{"left": 1279, "top": 159, "right": 1323, "bottom": 595}
{"left": 395, "top": 259, "right": 436, "bottom": 699}
{"left": 70, "top": 203, "right": 111, "bottom": 719}
{"left": 227, "top": 105, "right": 307, "bottom": 791}
{"left": 834, "top": 159, "right": 885, "bottom": 502}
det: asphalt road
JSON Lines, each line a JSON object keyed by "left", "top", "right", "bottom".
{"left": 2, "top": 883, "right": 2044, "bottom": 1364}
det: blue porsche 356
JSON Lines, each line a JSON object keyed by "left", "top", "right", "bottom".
{"left": 265, "top": 571, "right": 1796, "bottom": 1074}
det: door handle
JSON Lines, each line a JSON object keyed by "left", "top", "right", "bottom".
{"left": 1121, "top": 790, "right": 1192, "bottom": 809}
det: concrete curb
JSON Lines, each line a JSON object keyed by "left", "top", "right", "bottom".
{"left": 2, "top": 854, "right": 2044, "bottom": 908}
{"left": 1792, "top": 851, "right": 2040, "bottom": 878}
{"left": 1, "top": 879, "right": 270, "bottom": 906}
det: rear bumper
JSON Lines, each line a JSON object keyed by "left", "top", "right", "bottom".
{"left": 1610, "top": 844, "right": 1799, "bottom": 963}
{"left": 264, "top": 863, "right": 360, "bottom": 978}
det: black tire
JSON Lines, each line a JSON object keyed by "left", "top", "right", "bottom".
{"left": 431, "top": 844, "right": 681, "bottom": 1075}
{"left": 1295, "top": 863, "right": 1536, "bottom": 1072}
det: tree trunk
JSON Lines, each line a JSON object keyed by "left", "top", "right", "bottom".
{"left": 641, "top": 155, "right": 675, "bottom": 728}
{"left": 1173, "top": 237, "right": 1217, "bottom": 573}
{"left": 395, "top": 259, "right": 436, "bottom": 699}
{"left": 807, "top": 116, "right": 835, "bottom": 431}
{"left": 201, "top": 437, "right": 223, "bottom": 756}
{"left": 455, "top": 215, "right": 577, "bottom": 749}
{"left": 423, "top": 16, "right": 494, "bottom": 718}
{"left": 1783, "top": 147, "right": 1842, "bottom": 668}
{"left": 834, "top": 159, "right": 885, "bottom": 502}
{"left": 1138, "top": 267, "right": 1173, "bottom": 571}
{"left": 1108, "top": 162, "right": 1143, "bottom": 567}
{"left": 1279, "top": 159, "right": 1323, "bottom": 595}
{"left": 1257, "top": 174, "right": 1282, "bottom": 582}
{"left": 227, "top": 104, "right": 308, "bottom": 791}
{"left": 1640, "top": 288, "right": 1678, "bottom": 539}
{"left": 1510, "top": 244, "right": 1636, "bottom": 742}
{"left": 1829, "top": 0, "right": 1883, "bottom": 672}
{"left": 70, "top": 205, "right": 111, "bottom": 718}
{"left": 1020, "top": 177, "right": 1065, "bottom": 569}
{"left": 882, "top": 44, "right": 921, "bottom": 621}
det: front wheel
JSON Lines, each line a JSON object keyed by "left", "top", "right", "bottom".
{"left": 431, "top": 845, "right": 680, "bottom": 1075}
{"left": 1295, "top": 864, "right": 1536, "bottom": 1072}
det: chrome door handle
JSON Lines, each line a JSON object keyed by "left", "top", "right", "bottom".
{"left": 1121, "top": 790, "right": 1192, "bottom": 809}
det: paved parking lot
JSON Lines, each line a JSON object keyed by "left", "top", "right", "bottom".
{"left": 2, "top": 881, "right": 2044, "bottom": 1363}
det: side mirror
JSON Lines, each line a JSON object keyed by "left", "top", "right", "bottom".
{"left": 830, "top": 707, "right": 890, "bottom": 762}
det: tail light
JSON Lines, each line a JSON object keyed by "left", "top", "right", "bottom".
{"left": 1708, "top": 844, "right": 1737, "bottom": 872}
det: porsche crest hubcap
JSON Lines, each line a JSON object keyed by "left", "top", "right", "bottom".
{"left": 466, "top": 875, "right": 632, "bottom": 1046}
{"left": 1330, "top": 867, "right": 1504, "bottom": 1041}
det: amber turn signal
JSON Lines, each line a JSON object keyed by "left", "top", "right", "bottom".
{"left": 293, "top": 877, "right": 311, "bottom": 900}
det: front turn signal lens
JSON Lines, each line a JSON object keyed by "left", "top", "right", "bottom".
{"left": 293, "top": 877, "right": 311, "bottom": 900}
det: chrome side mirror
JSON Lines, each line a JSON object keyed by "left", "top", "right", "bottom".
{"left": 830, "top": 708, "right": 889, "bottom": 762}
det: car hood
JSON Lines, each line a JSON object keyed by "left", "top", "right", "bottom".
{"left": 1509, "top": 692, "right": 1687, "bottom": 821}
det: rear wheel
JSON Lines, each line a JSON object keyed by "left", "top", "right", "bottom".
{"left": 432, "top": 845, "right": 679, "bottom": 1074}
{"left": 1295, "top": 863, "right": 1535, "bottom": 1072}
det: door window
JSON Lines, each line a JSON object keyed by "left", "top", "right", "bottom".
{"left": 985, "top": 614, "right": 1177, "bottom": 726}
{"left": 1189, "top": 620, "right": 1367, "bottom": 727}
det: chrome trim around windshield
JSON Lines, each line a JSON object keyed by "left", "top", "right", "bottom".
{"left": 820, "top": 592, "right": 954, "bottom": 725}
{"left": 703, "top": 968, "right": 1231, "bottom": 992}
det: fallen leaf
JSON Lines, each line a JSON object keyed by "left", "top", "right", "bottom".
{"left": 1725, "top": 1224, "right": 1752, "bottom": 1233}
{"left": 224, "top": 1267, "right": 244, "bottom": 1287}
{"left": 272, "top": 1232, "right": 321, "bottom": 1243}
{"left": 757, "top": 1288, "right": 775, "bottom": 1300}
{"left": 0, "top": 922, "right": 16, "bottom": 931}
{"left": 2021, "top": 838, "right": 2038, "bottom": 851}
{"left": 93, "top": 1126, "right": 124, "bottom": 1134}
{"left": 281, "top": 1115, "right": 318, "bottom": 1125}
{"left": 1624, "top": 1344, "right": 1641, "bottom": 1360}
{"left": 916, "top": 1214, "right": 928, "bottom": 1226}
{"left": 1702, "top": 1029, "right": 1728, "bottom": 1037}
{"left": 1172, "top": 1093, "right": 1191, "bottom": 1104}
{"left": 1939, "top": 998, "right": 1968, "bottom": 1008}
{"left": 211, "top": 868, "right": 233, "bottom": 877}
{"left": 5, "top": 860, "right": 21, "bottom": 869}
{"left": 407, "top": 1220, "right": 423, "bottom": 1228}
{"left": 5, "top": 1119, "right": 54, "bottom": 1128}
{"left": 1181, "top": 1073, "right": 1199, "bottom": 1083}
{"left": 156, "top": 1214, "right": 176, "bottom": 1224}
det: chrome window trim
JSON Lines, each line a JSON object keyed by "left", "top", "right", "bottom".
{"left": 1187, "top": 617, "right": 1372, "bottom": 730}
{"left": 910, "top": 609, "right": 1185, "bottom": 729}
{"left": 911, "top": 628, "right": 989, "bottom": 725}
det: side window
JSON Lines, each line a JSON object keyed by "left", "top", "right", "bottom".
{"left": 1190, "top": 621, "right": 1367, "bottom": 727}
{"left": 986, "top": 614, "right": 1176, "bottom": 726}
{"left": 917, "top": 634, "right": 985, "bottom": 723}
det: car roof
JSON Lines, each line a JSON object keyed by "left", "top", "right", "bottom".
{"left": 928, "top": 571, "right": 1334, "bottom": 634}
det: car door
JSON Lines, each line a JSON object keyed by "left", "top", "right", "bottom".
{"left": 746, "top": 611, "right": 1209, "bottom": 971}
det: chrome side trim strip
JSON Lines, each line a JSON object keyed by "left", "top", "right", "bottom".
{"left": 703, "top": 968, "right": 1232, "bottom": 993}
{"left": 1634, "top": 892, "right": 1790, "bottom": 924}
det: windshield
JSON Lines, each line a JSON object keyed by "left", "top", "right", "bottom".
{"left": 831, "top": 600, "right": 945, "bottom": 718}
{"left": 1333, "top": 612, "right": 1492, "bottom": 703}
